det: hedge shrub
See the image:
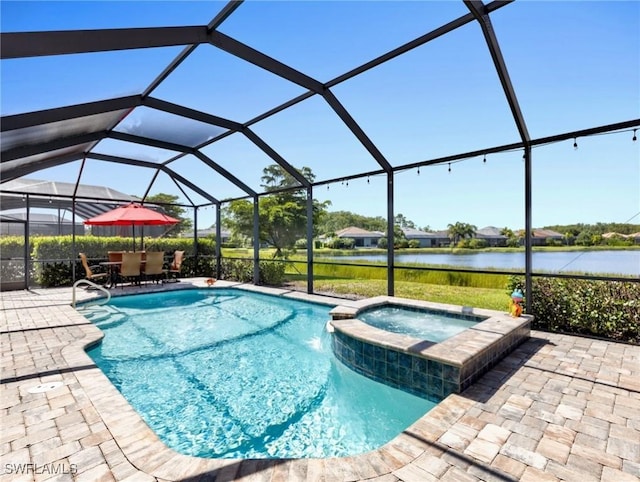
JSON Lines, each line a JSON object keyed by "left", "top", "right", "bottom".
{"left": 219, "top": 258, "right": 286, "bottom": 286}
{"left": 220, "top": 258, "right": 254, "bottom": 282}
{"left": 0, "top": 235, "right": 217, "bottom": 287}
{"left": 508, "top": 276, "right": 639, "bottom": 344}
{"left": 258, "top": 260, "right": 286, "bottom": 285}
{"left": 0, "top": 236, "right": 26, "bottom": 282}
{"left": 325, "top": 237, "right": 355, "bottom": 249}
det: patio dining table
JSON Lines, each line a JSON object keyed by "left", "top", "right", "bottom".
{"left": 99, "top": 260, "right": 146, "bottom": 289}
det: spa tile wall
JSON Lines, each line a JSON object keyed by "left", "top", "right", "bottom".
{"left": 332, "top": 323, "right": 530, "bottom": 399}
{"left": 332, "top": 331, "right": 454, "bottom": 401}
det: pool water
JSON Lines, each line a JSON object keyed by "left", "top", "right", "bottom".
{"left": 358, "top": 306, "right": 478, "bottom": 342}
{"left": 82, "top": 289, "right": 435, "bottom": 459}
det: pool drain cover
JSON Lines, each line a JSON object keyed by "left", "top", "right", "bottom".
{"left": 27, "top": 381, "right": 63, "bottom": 393}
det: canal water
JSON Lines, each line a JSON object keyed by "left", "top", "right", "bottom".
{"left": 320, "top": 250, "right": 640, "bottom": 276}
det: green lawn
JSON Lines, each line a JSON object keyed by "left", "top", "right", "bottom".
{"left": 223, "top": 245, "right": 634, "bottom": 312}
{"left": 287, "top": 277, "right": 509, "bottom": 311}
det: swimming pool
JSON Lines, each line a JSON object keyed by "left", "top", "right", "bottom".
{"left": 357, "top": 305, "right": 479, "bottom": 342}
{"left": 81, "top": 288, "right": 435, "bottom": 459}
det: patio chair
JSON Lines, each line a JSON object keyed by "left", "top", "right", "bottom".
{"left": 118, "top": 252, "right": 142, "bottom": 287}
{"left": 79, "top": 253, "right": 108, "bottom": 287}
{"left": 107, "top": 251, "right": 124, "bottom": 263}
{"left": 142, "top": 251, "right": 166, "bottom": 284}
{"left": 164, "top": 250, "right": 184, "bottom": 283}
{"left": 105, "top": 251, "right": 124, "bottom": 286}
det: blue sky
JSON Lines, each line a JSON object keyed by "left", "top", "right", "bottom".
{"left": 2, "top": 1, "right": 639, "bottom": 231}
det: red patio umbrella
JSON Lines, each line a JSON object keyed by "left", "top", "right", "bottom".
{"left": 84, "top": 203, "right": 179, "bottom": 250}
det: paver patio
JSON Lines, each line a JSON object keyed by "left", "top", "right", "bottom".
{"left": 1, "top": 280, "right": 638, "bottom": 481}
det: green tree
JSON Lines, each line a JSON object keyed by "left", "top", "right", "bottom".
{"left": 563, "top": 232, "right": 573, "bottom": 246}
{"left": 318, "top": 210, "right": 386, "bottom": 234}
{"left": 395, "top": 224, "right": 408, "bottom": 248}
{"left": 545, "top": 222, "right": 640, "bottom": 236}
{"left": 501, "top": 227, "right": 519, "bottom": 247}
{"left": 604, "top": 234, "right": 632, "bottom": 246}
{"left": 500, "top": 227, "right": 514, "bottom": 238}
{"left": 575, "top": 230, "right": 594, "bottom": 246}
{"left": 447, "top": 221, "right": 477, "bottom": 245}
{"left": 145, "top": 193, "right": 192, "bottom": 236}
{"left": 506, "top": 236, "right": 520, "bottom": 248}
{"left": 468, "top": 238, "right": 488, "bottom": 249}
{"left": 225, "top": 165, "right": 330, "bottom": 257}
{"left": 384, "top": 224, "right": 408, "bottom": 248}
{"left": 394, "top": 213, "right": 416, "bottom": 229}
{"left": 261, "top": 164, "right": 315, "bottom": 190}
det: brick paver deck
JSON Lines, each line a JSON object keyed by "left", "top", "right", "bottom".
{"left": 1, "top": 280, "right": 638, "bottom": 481}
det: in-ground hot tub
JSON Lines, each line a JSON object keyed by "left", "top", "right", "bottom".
{"left": 329, "top": 296, "right": 532, "bottom": 400}
{"left": 357, "top": 304, "right": 480, "bottom": 342}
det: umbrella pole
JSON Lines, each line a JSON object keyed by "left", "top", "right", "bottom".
{"left": 132, "top": 223, "right": 136, "bottom": 252}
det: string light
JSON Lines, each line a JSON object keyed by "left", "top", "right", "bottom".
{"left": 633, "top": 129, "right": 637, "bottom": 142}
{"left": 448, "top": 163, "right": 451, "bottom": 173}
{"left": 326, "top": 184, "right": 330, "bottom": 190}
{"left": 367, "top": 176, "right": 370, "bottom": 184}
{"left": 483, "top": 154, "right": 486, "bottom": 164}
{"left": 345, "top": 180, "right": 349, "bottom": 187}
{"left": 417, "top": 167, "right": 420, "bottom": 176}
{"left": 573, "top": 137, "right": 578, "bottom": 150}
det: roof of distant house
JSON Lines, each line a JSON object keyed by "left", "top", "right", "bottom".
{"left": 475, "top": 226, "right": 507, "bottom": 238}
{"left": 335, "top": 226, "right": 384, "bottom": 238}
{"left": 532, "top": 229, "right": 564, "bottom": 238}
{"left": 602, "top": 231, "right": 640, "bottom": 239}
{"left": 181, "top": 227, "right": 231, "bottom": 238}
{"left": 402, "top": 227, "right": 446, "bottom": 238}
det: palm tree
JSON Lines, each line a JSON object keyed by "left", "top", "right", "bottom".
{"left": 500, "top": 227, "right": 514, "bottom": 238}
{"left": 563, "top": 232, "right": 573, "bottom": 246}
{"left": 447, "top": 222, "right": 477, "bottom": 245}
